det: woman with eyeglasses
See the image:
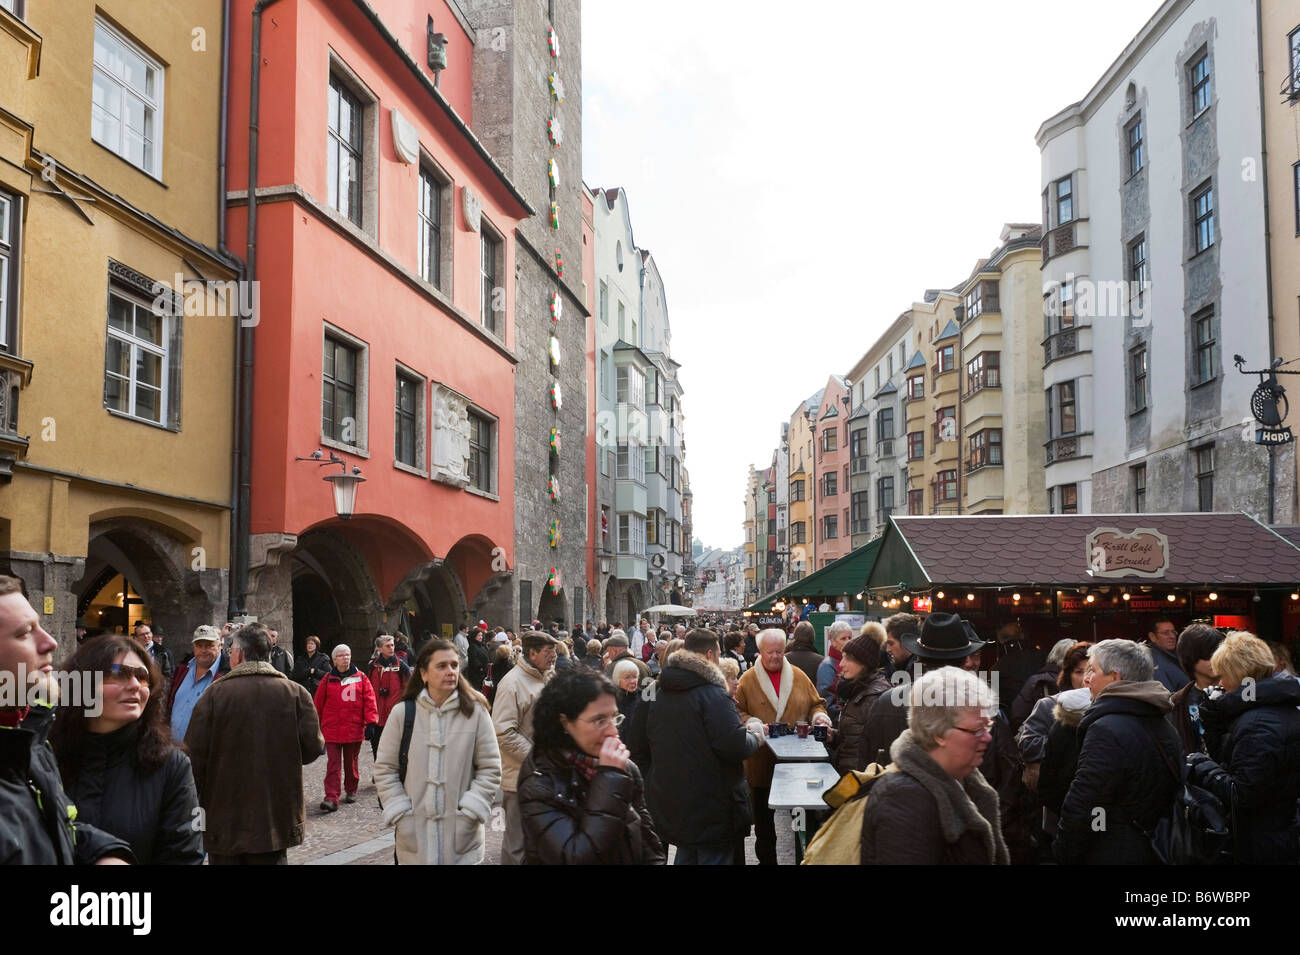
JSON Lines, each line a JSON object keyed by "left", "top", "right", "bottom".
{"left": 518, "top": 668, "right": 665, "bottom": 865}
{"left": 50, "top": 635, "right": 204, "bottom": 864}
{"left": 859, "top": 666, "right": 1009, "bottom": 865}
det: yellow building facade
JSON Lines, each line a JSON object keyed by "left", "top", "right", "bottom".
{"left": 0, "top": 1, "right": 238, "bottom": 655}
{"left": 785, "top": 390, "right": 820, "bottom": 579}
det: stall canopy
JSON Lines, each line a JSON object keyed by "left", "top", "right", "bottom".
{"left": 748, "top": 538, "right": 882, "bottom": 612}
{"left": 868, "top": 512, "right": 1300, "bottom": 593}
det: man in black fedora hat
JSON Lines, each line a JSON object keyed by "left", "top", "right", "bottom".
{"left": 863, "top": 613, "right": 987, "bottom": 767}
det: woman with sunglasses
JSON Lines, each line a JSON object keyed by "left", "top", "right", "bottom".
{"left": 50, "top": 634, "right": 203, "bottom": 864}
{"left": 518, "top": 668, "right": 664, "bottom": 865}
{"left": 859, "top": 666, "right": 1009, "bottom": 865}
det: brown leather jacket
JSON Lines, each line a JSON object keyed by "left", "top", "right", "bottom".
{"left": 185, "top": 661, "right": 324, "bottom": 855}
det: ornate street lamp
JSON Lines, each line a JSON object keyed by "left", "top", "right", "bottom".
{"left": 295, "top": 450, "right": 366, "bottom": 519}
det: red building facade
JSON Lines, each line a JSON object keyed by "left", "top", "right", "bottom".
{"left": 226, "top": 0, "right": 531, "bottom": 653}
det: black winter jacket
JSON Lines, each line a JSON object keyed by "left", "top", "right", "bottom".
{"left": 1054, "top": 681, "right": 1181, "bottom": 865}
{"left": 832, "top": 671, "right": 891, "bottom": 774}
{"left": 0, "top": 704, "right": 134, "bottom": 865}
{"left": 645, "top": 652, "right": 760, "bottom": 846}
{"left": 862, "top": 677, "right": 910, "bottom": 768}
{"left": 1010, "top": 669, "right": 1058, "bottom": 730}
{"left": 292, "top": 651, "right": 332, "bottom": 698}
{"left": 518, "top": 749, "right": 665, "bottom": 865}
{"left": 59, "top": 723, "right": 203, "bottom": 865}
{"left": 1147, "top": 641, "right": 1190, "bottom": 694}
{"left": 1195, "top": 676, "right": 1300, "bottom": 864}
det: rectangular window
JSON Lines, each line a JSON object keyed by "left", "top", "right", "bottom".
{"left": 791, "top": 521, "right": 806, "bottom": 544}
{"left": 1129, "top": 235, "right": 1148, "bottom": 305}
{"left": 908, "top": 489, "right": 924, "bottom": 516}
{"left": 616, "top": 444, "right": 645, "bottom": 484}
{"left": 877, "top": 476, "right": 895, "bottom": 514}
{"left": 394, "top": 371, "right": 420, "bottom": 468}
{"left": 599, "top": 351, "right": 610, "bottom": 399}
{"left": 821, "top": 427, "right": 838, "bottom": 453}
{"left": 617, "top": 513, "right": 646, "bottom": 555}
{"left": 1291, "top": 27, "right": 1300, "bottom": 96}
{"left": 1058, "top": 382, "right": 1077, "bottom": 436}
{"left": 1192, "top": 182, "right": 1214, "bottom": 254}
{"left": 877, "top": 407, "right": 895, "bottom": 442}
{"left": 0, "top": 191, "right": 16, "bottom": 351}
{"left": 1126, "top": 115, "right": 1145, "bottom": 177}
{"left": 105, "top": 285, "right": 171, "bottom": 425}
{"left": 907, "top": 430, "right": 924, "bottom": 461}
{"left": 887, "top": 355, "right": 894, "bottom": 377}
{"left": 92, "top": 18, "right": 164, "bottom": 176}
{"left": 644, "top": 445, "right": 658, "bottom": 478}
{"left": 1196, "top": 444, "right": 1214, "bottom": 511}
{"left": 823, "top": 515, "right": 838, "bottom": 540}
{"left": 1055, "top": 176, "right": 1073, "bottom": 225}
{"left": 964, "top": 285, "right": 983, "bottom": 321}
{"left": 322, "top": 335, "right": 358, "bottom": 444}
{"left": 906, "top": 374, "right": 925, "bottom": 400}
{"left": 1190, "top": 51, "right": 1211, "bottom": 115}
{"left": 417, "top": 168, "right": 442, "bottom": 288}
{"left": 617, "top": 301, "right": 626, "bottom": 340}
{"left": 616, "top": 364, "right": 646, "bottom": 410}
{"left": 968, "top": 429, "right": 1002, "bottom": 469}
{"left": 933, "top": 406, "right": 956, "bottom": 445}
{"left": 646, "top": 510, "right": 661, "bottom": 546}
{"left": 851, "top": 491, "right": 870, "bottom": 533}
{"left": 1133, "top": 463, "right": 1147, "bottom": 514}
{"left": 1130, "top": 346, "right": 1148, "bottom": 412}
{"left": 1194, "top": 309, "right": 1216, "bottom": 384}
{"left": 850, "top": 427, "right": 868, "bottom": 467}
{"left": 874, "top": 366, "right": 881, "bottom": 390}
{"left": 1060, "top": 484, "right": 1079, "bottom": 515}
{"left": 480, "top": 226, "right": 502, "bottom": 334}
{"left": 327, "top": 74, "right": 363, "bottom": 224}
{"left": 936, "top": 469, "right": 958, "bottom": 503}
{"left": 964, "top": 351, "right": 1000, "bottom": 394}
{"left": 790, "top": 479, "right": 805, "bottom": 502}
{"left": 1293, "top": 162, "right": 1299, "bottom": 234}
{"left": 822, "top": 471, "right": 838, "bottom": 497}
{"left": 937, "top": 344, "right": 955, "bottom": 373}
{"left": 599, "top": 281, "right": 608, "bottom": 325}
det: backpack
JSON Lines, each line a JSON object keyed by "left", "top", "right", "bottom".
{"left": 1138, "top": 722, "right": 1231, "bottom": 865}
{"left": 398, "top": 699, "right": 416, "bottom": 786}
{"left": 801, "top": 764, "right": 894, "bottom": 866}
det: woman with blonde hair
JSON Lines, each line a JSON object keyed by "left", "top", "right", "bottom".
{"left": 375, "top": 638, "right": 501, "bottom": 865}
{"left": 1189, "top": 631, "right": 1300, "bottom": 863}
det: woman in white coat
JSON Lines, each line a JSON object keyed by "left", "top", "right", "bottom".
{"left": 375, "top": 638, "right": 501, "bottom": 865}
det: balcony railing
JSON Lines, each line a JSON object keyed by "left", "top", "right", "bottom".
{"left": 1043, "top": 328, "right": 1079, "bottom": 365}
{"left": 850, "top": 455, "right": 870, "bottom": 474}
{"left": 876, "top": 439, "right": 895, "bottom": 458}
{"left": 1044, "top": 434, "right": 1087, "bottom": 465}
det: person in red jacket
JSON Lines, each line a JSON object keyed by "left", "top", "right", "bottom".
{"left": 313, "top": 644, "right": 378, "bottom": 812}
{"left": 366, "top": 635, "right": 411, "bottom": 759}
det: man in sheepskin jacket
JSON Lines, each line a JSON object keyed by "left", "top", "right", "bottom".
{"left": 734, "top": 628, "right": 830, "bottom": 865}
{"left": 646, "top": 629, "right": 763, "bottom": 864}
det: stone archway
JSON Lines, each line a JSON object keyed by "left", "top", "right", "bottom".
{"left": 288, "top": 528, "right": 384, "bottom": 659}
{"left": 537, "top": 584, "right": 566, "bottom": 629}
{"left": 73, "top": 517, "right": 221, "bottom": 664}
{"left": 386, "top": 560, "right": 467, "bottom": 649}
{"left": 624, "top": 582, "right": 644, "bottom": 629}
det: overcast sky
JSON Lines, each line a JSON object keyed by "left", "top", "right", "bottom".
{"left": 581, "top": 0, "right": 1164, "bottom": 551}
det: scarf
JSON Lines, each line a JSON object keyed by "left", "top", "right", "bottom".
{"left": 565, "top": 750, "right": 600, "bottom": 782}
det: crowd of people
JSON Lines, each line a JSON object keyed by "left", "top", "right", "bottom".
{"left": 3, "top": 571, "right": 1298, "bottom": 866}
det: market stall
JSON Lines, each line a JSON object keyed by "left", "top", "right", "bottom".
{"left": 865, "top": 512, "right": 1300, "bottom": 650}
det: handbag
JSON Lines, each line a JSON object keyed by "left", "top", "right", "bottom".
{"left": 1139, "top": 723, "right": 1231, "bottom": 865}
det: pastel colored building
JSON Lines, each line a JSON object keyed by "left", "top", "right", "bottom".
{"left": 225, "top": 0, "right": 531, "bottom": 652}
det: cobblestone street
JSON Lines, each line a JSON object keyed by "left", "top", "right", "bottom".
{"left": 289, "top": 745, "right": 795, "bottom": 865}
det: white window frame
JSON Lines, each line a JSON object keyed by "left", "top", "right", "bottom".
{"left": 0, "top": 193, "right": 12, "bottom": 350}
{"left": 480, "top": 218, "right": 504, "bottom": 335}
{"left": 616, "top": 364, "right": 645, "bottom": 411}
{"left": 92, "top": 17, "right": 165, "bottom": 178}
{"left": 104, "top": 284, "right": 171, "bottom": 427}
{"left": 617, "top": 512, "right": 645, "bottom": 556}
{"left": 417, "top": 159, "right": 452, "bottom": 292}
{"left": 616, "top": 443, "right": 645, "bottom": 484}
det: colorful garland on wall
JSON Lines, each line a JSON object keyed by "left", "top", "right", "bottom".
{"left": 547, "top": 567, "right": 562, "bottom": 595}
{"left": 549, "top": 476, "right": 560, "bottom": 501}
{"left": 550, "top": 291, "right": 562, "bottom": 322}
{"left": 549, "top": 521, "right": 562, "bottom": 548}
{"left": 555, "top": 248, "right": 564, "bottom": 277}
{"left": 546, "top": 20, "right": 566, "bottom": 608}
{"left": 550, "top": 427, "right": 561, "bottom": 454}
